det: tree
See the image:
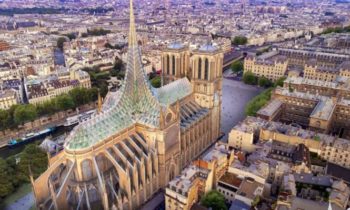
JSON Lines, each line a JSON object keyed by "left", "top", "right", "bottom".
{"left": 0, "top": 109, "right": 10, "bottom": 131}
{"left": 288, "top": 82, "right": 294, "bottom": 93}
{"left": 243, "top": 72, "right": 257, "bottom": 85}
{"left": 0, "top": 158, "right": 14, "bottom": 198}
{"left": 111, "top": 57, "right": 126, "bottom": 79}
{"left": 57, "top": 37, "right": 67, "bottom": 51}
{"left": 64, "top": 33, "right": 76, "bottom": 40}
{"left": 232, "top": 36, "right": 248, "bottom": 45}
{"left": 14, "top": 104, "right": 37, "bottom": 125}
{"left": 274, "top": 77, "right": 286, "bottom": 87}
{"left": 258, "top": 76, "right": 272, "bottom": 87}
{"left": 88, "top": 87, "right": 99, "bottom": 102}
{"left": 201, "top": 190, "right": 227, "bottom": 210}
{"left": 16, "top": 144, "right": 48, "bottom": 182}
{"left": 231, "top": 61, "right": 243, "bottom": 73}
{"left": 150, "top": 76, "right": 161, "bottom": 88}
{"left": 149, "top": 67, "right": 157, "bottom": 80}
{"left": 36, "top": 100, "right": 57, "bottom": 117}
{"left": 7, "top": 104, "right": 19, "bottom": 128}
{"left": 245, "top": 88, "right": 273, "bottom": 116}
{"left": 252, "top": 196, "right": 261, "bottom": 207}
{"left": 69, "top": 87, "right": 90, "bottom": 107}
{"left": 55, "top": 94, "right": 75, "bottom": 110}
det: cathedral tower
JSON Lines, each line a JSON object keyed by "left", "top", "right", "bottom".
{"left": 161, "top": 42, "right": 190, "bottom": 85}
{"left": 190, "top": 44, "right": 223, "bottom": 140}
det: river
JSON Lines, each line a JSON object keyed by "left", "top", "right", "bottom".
{"left": 0, "top": 125, "right": 74, "bottom": 159}
{"left": 54, "top": 48, "right": 66, "bottom": 66}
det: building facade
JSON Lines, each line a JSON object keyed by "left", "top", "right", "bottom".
{"left": 32, "top": 1, "right": 223, "bottom": 210}
{"left": 244, "top": 48, "right": 350, "bottom": 82}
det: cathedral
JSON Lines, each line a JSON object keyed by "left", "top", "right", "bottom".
{"left": 32, "top": 0, "right": 223, "bottom": 209}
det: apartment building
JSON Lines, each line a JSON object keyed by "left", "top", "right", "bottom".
{"left": 0, "top": 89, "right": 18, "bottom": 110}
{"left": 244, "top": 52, "right": 288, "bottom": 81}
{"left": 244, "top": 48, "right": 350, "bottom": 82}
{"left": 165, "top": 144, "right": 234, "bottom": 210}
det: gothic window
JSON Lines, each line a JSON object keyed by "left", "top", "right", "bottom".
{"left": 172, "top": 55, "right": 176, "bottom": 75}
{"left": 198, "top": 58, "right": 202, "bottom": 79}
{"left": 167, "top": 55, "right": 170, "bottom": 75}
{"left": 204, "top": 58, "right": 209, "bottom": 80}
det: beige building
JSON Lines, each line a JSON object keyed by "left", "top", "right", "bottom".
{"left": 165, "top": 143, "right": 234, "bottom": 210}
{"left": 165, "top": 165, "right": 213, "bottom": 210}
{"left": 244, "top": 48, "right": 350, "bottom": 82}
{"left": 244, "top": 53, "right": 288, "bottom": 81}
{"left": 277, "top": 173, "right": 350, "bottom": 210}
{"left": 0, "top": 89, "right": 18, "bottom": 110}
{"left": 228, "top": 116, "right": 350, "bottom": 170}
{"left": 28, "top": 69, "right": 91, "bottom": 105}
{"left": 32, "top": 1, "right": 223, "bottom": 210}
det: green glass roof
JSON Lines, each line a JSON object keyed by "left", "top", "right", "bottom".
{"left": 64, "top": 1, "right": 192, "bottom": 150}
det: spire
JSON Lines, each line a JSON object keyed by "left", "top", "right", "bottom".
{"left": 119, "top": 0, "right": 160, "bottom": 116}
{"left": 129, "top": 0, "right": 137, "bottom": 48}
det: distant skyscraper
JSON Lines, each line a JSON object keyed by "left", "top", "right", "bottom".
{"left": 31, "top": 0, "right": 224, "bottom": 209}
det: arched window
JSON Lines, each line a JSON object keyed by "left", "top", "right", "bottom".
{"left": 204, "top": 58, "right": 209, "bottom": 80}
{"left": 166, "top": 55, "right": 170, "bottom": 75}
{"left": 172, "top": 55, "right": 176, "bottom": 75}
{"left": 198, "top": 58, "right": 202, "bottom": 79}
{"left": 182, "top": 55, "right": 185, "bottom": 76}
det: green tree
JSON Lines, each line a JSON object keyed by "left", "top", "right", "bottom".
{"left": 7, "top": 105, "right": 19, "bottom": 128}
{"left": 16, "top": 144, "right": 48, "bottom": 182}
{"left": 150, "top": 76, "right": 161, "bottom": 88}
{"left": 14, "top": 104, "right": 37, "bottom": 125}
{"left": 64, "top": 33, "right": 76, "bottom": 40}
{"left": 88, "top": 87, "right": 99, "bottom": 102}
{"left": 232, "top": 36, "right": 248, "bottom": 45}
{"left": 55, "top": 94, "right": 75, "bottom": 110}
{"left": 243, "top": 72, "right": 258, "bottom": 85}
{"left": 274, "top": 76, "right": 286, "bottom": 87}
{"left": 231, "top": 60, "right": 243, "bottom": 73}
{"left": 149, "top": 67, "right": 158, "bottom": 80}
{"left": 57, "top": 37, "right": 67, "bottom": 51}
{"left": 0, "top": 109, "right": 10, "bottom": 131}
{"left": 201, "top": 190, "right": 227, "bottom": 210}
{"left": 245, "top": 88, "right": 273, "bottom": 116}
{"left": 0, "top": 158, "right": 14, "bottom": 198}
{"left": 36, "top": 100, "right": 57, "bottom": 116}
{"left": 252, "top": 196, "right": 261, "bottom": 207}
{"left": 69, "top": 87, "right": 90, "bottom": 107}
{"left": 111, "top": 57, "right": 126, "bottom": 79}
{"left": 258, "top": 76, "right": 272, "bottom": 87}
{"left": 288, "top": 82, "right": 294, "bottom": 93}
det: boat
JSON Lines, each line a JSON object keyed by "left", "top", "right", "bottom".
{"left": 64, "top": 110, "right": 96, "bottom": 127}
{"left": 8, "top": 127, "right": 56, "bottom": 148}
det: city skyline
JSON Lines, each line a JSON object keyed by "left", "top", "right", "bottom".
{"left": 0, "top": 0, "right": 349, "bottom": 209}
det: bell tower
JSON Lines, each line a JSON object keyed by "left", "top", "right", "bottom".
{"left": 190, "top": 44, "right": 224, "bottom": 140}
{"left": 161, "top": 42, "right": 190, "bottom": 85}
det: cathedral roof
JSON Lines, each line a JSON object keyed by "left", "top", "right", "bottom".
{"left": 167, "top": 42, "right": 185, "bottom": 50}
{"left": 198, "top": 44, "right": 219, "bottom": 53}
{"left": 64, "top": 0, "right": 192, "bottom": 150}
{"left": 155, "top": 78, "right": 192, "bottom": 105}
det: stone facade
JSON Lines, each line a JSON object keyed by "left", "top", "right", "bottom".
{"left": 32, "top": 1, "right": 223, "bottom": 210}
